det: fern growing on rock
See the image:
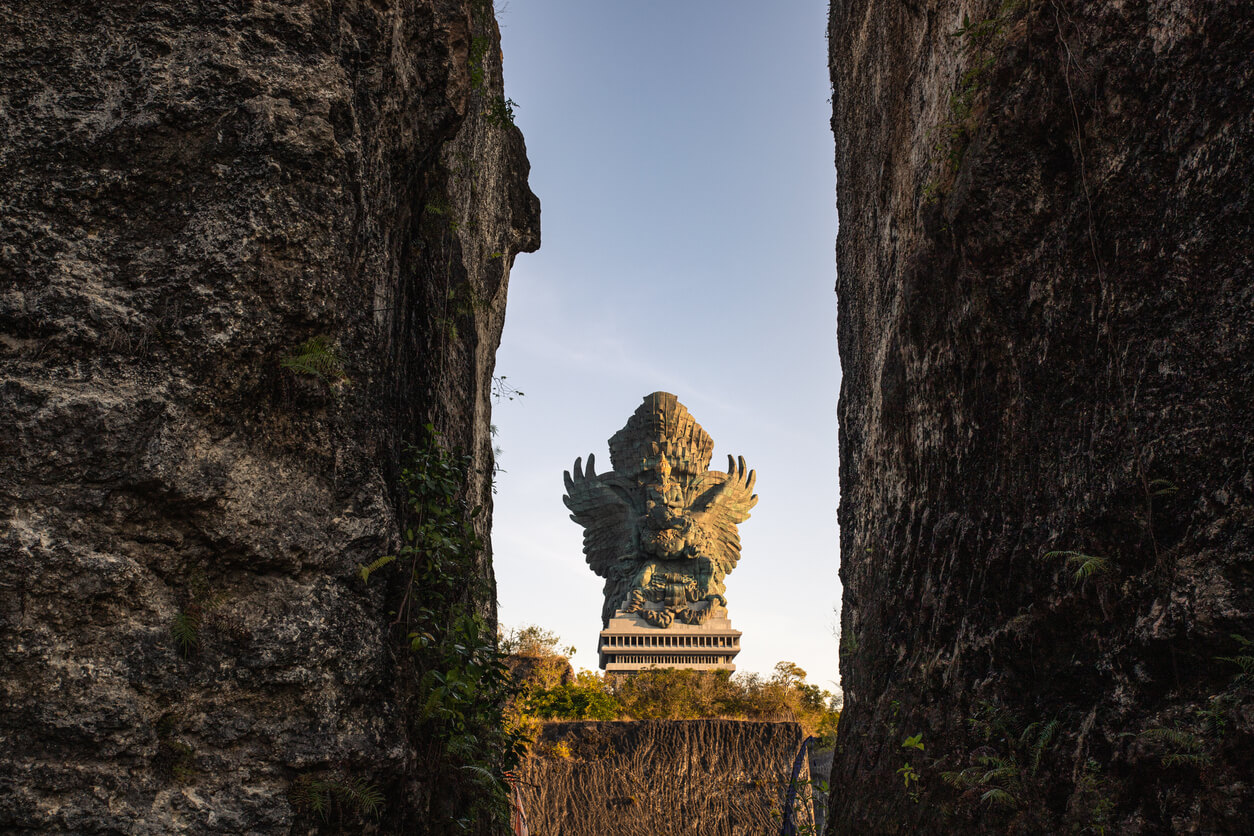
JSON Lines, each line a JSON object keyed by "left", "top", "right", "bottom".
{"left": 280, "top": 336, "right": 349, "bottom": 385}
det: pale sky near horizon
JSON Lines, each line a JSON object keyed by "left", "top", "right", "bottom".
{"left": 490, "top": 1, "right": 843, "bottom": 692}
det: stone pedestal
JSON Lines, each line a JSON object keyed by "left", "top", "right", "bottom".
{"left": 598, "top": 606, "right": 741, "bottom": 672}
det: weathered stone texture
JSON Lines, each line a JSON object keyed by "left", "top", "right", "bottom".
{"left": 0, "top": 1, "right": 537, "bottom": 832}
{"left": 829, "top": 0, "right": 1251, "bottom": 832}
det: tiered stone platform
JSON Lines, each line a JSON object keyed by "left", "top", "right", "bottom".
{"left": 598, "top": 607, "right": 741, "bottom": 672}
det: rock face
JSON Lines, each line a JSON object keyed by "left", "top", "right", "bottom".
{"left": 829, "top": 0, "right": 1252, "bottom": 832}
{"left": 517, "top": 719, "right": 815, "bottom": 836}
{"left": 0, "top": 1, "right": 537, "bottom": 833}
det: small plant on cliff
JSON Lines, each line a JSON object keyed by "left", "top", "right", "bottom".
{"left": 925, "top": 0, "right": 1031, "bottom": 201}
{"left": 291, "top": 774, "right": 384, "bottom": 822}
{"left": 941, "top": 702, "right": 1059, "bottom": 815}
{"left": 170, "top": 575, "right": 226, "bottom": 657}
{"left": 1137, "top": 727, "right": 1211, "bottom": 768}
{"left": 468, "top": 33, "right": 519, "bottom": 127}
{"left": 1136, "top": 635, "right": 1254, "bottom": 770}
{"left": 1217, "top": 633, "right": 1254, "bottom": 688}
{"left": 485, "top": 95, "right": 519, "bottom": 128}
{"left": 895, "top": 733, "right": 925, "bottom": 802}
{"left": 491, "top": 375, "right": 524, "bottom": 402}
{"left": 170, "top": 609, "right": 201, "bottom": 655}
{"left": 357, "top": 554, "right": 395, "bottom": 583}
{"left": 280, "top": 336, "right": 349, "bottom": 386}
{"left": 153, "top": 716, "right": 198, "bottom": 784}
{"left": 1046, "top": 549, "right": 1110, "bottom": 583}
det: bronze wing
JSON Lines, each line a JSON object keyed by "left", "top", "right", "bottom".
{"left": 563, "top": 454, "right": 639, "bottom": 625}
{"left": 688, "top": 454, "right": 758, "bottom": 578}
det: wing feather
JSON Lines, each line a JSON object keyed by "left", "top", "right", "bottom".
{"left": 690, "top": 454, "right": 758, "bottom": 576}
{"left": 562, "top": 454, "right": 638, "bottom": 581}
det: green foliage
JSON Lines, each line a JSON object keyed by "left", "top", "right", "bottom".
{"left": 484, "top": 95, "right": 519, "bottom": 128}
{"left": 389, "top": 426, "right": 523, "bottom": 829}
{"left": 280, "top": 336, "right": 349, "bottom": 386}
{"left": 292, "top": 775, "right": 384, "bottom": 822}
{"left": 1073, "top": 758, "right": 1115, "bottom": 835}
{"left": 613, "top": 662, "right": 841, "bottom": 736}
{"left": 170, "top": 579, "right": 225, "bottom": 657}
{"left": 526, "top": 682, "right": 621, "bottom": 721}
{"left": 171, "top": 610, "right": 201, "bottom": 655}
{"left": 1137, "top": 727, "right": 1211, "bottom": 768}
{"left": 894, "top": 728, "right": 924, "bottom": 802}
{"left": 952, "top": 1, "right": 1027, "bottom": 50}
{"left": 1148, "top": 478, "right": 1179, "bottom": 497}
{"left": 1045, "top": 549, "right": 1110, "bottom": 583}
{"left": 358, "top": 554, "right": 396, "bottom": 583}
{"left": 491, "top": 375, "right": 524, "bottom": 403}
{"left": 927, "top": 0, "right": 1029, "bottom": 200}
{"left": 168, "top": 743, "right": 196, "bottom": 782}
{"left": 499, "top": 623, "right": 567, "bottom": 657}
{"left": 1135, "top": 636, "right": 1253, "bottom": 771}
{"left": 940, "top": 702, "right": 1059, "bottom": 814}
{"left": 467, "top": 33, "right": 518, "bottom": 127}
{"left": 921, "top": 179, "right": 944, "bottom": 206}
{"left": 501, "top": 632, "right": 842, "bottom": 741}
{"left": 1217, "top": 633, "right": 1254, "bottom": 688}
{"left": 469, "top": 36, "right": 490, "bottom": 90}
{"left": 154, "top": 729, "right": 197, "bottom": 784}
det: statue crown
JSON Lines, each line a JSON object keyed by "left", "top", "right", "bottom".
{"left": 608, "top": 392, "right": 714, "bottom": 478}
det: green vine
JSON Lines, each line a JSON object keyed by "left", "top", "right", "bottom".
{"left": 365, "top": 425, "right": 524, "bottom": 831}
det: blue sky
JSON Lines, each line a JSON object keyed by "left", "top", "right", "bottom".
{"left": 491, "top": 0, "right": 842, "bottom": 691}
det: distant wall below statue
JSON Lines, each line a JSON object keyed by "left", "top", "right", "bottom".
{"left": 515, "top": 719, "right": 815, "bottom": 836}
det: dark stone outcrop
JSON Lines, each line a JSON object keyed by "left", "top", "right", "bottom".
{"left": 517, "top": 719, "right": 815, "bottom": 836}
{"left": 0, "top": 1, "right": 537, "bottom": 833}
{"left": 829, "top": 0, "right": 1252, "bottom": 832}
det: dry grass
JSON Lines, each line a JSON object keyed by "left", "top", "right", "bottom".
{"left": 515, "top": 720, "right": 815, "bottom": 836}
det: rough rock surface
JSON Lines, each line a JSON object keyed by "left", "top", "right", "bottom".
{"left": 0, "top": 1, "right": 538, "bottom": 833}
{"left": 829, "top": 0, "right": 1252, "bottom": 832}
{"left": 517, "top": 719, "right": 814, "bottom": 836}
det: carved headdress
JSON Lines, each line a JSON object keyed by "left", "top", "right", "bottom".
{"left": 608, "top": 392, "right": 714, "bottom": 479}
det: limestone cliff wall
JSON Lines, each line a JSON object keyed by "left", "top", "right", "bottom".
{"left": 829, "top": 0, "right": 1252, "bottom": 832}
{"left": 0, "top": 1, "right": 537, "bottom": 833}
{"left": 517, "top": 719, "right": 815, "bottom": 836}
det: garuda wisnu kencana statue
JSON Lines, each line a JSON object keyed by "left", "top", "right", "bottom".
{"left": 563, "top": 392, "right": 757, "bottom": 629}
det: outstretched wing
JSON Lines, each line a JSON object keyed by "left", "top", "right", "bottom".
{"left": 562, "top": 453, "right": 638, "bottom": 581}
{"left": 689, "top": 455, "right": 758, "bottom": 575}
